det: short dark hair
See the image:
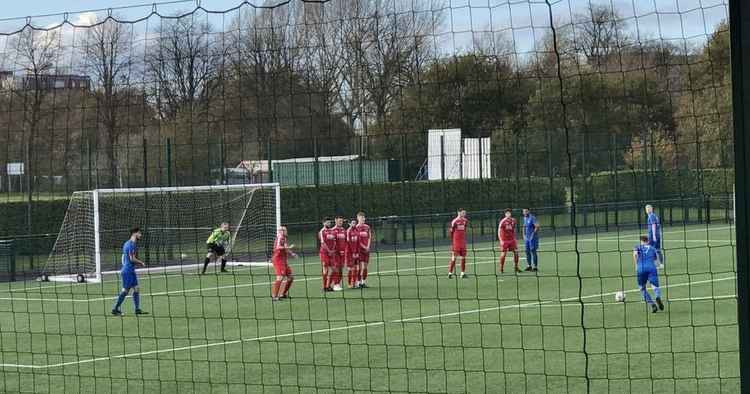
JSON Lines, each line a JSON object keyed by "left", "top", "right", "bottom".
{"left": 640, "top": 235, "right": 649, "bottom": 243}
{"left": 357, "top": 211, "right": 366, "bottom": 217}
{"left": 458, "top": 208, "right": 465, "bottom": 212}
{"left": 504, "top": 208, "right": 512, "bottom": 213}
{"left": 335, "top": 215, "right": 344, "bottom": 219}
{"left": 130, "top": 227, "right": 141, "bottom": 235}
{"left": 324, "top": 217, "right": 333, "bottom": 222}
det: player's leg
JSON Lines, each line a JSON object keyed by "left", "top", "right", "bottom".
{"left": 637, "top": 271, "right": 657, "bottom": 312}
{"left": 524, "top": 240, "right": 533, "bottom": 271}
{"left": 656, "top": 242, "right": 665, "bottom": 269}
{"left": 272, "top": 274, "right": 284, "bottom": 300}
{"left": 649, "top": 270, "right": 664, "bottom": 310}
{"left": 218, "top": 246, "right": 228, "bottom": 272}
{"left": 360, "top": 254, "right": 369, "bottom": 287}
{"left": 531, "top": 239, "right": 539, "bottom": 271}
{"left": 202, "top": 249, "right": 216, "bottom": 274}
{"left": 499, "top": 250, "right": 507, "bottom": 273}
{"left": 459, "top": 249, "right": 467, "bottom": 277}
{"left": 112, "top": 286, "right": 130, "bottom": 315}
{"left": 132, "top": 284, "right": 147, "bottom": 314}
{"left": 512, "top": 244, "right": 520, "bottom": 272}
{"left": 281, "top": 267, "right": 294, "bottom": 298}
{"left": 448, "top": 251, "right": 457, "bottom": 278}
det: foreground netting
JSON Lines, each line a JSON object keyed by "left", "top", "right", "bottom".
{"left": 0, "top": 0, "right": 740, "bottom": 392}
{"left": 41, "top": 184, "right": 280, "bottom": 282}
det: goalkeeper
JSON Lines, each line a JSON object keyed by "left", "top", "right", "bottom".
{"left": 202, "top": 222, "right": 231, "bottom": 274}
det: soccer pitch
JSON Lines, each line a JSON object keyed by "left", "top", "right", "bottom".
{"left": 0, "top": 224, "right": 738, "bottom": 393}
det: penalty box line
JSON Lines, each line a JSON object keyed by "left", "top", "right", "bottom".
{"left": 0, "top": 274, "right": 735, "bottom": 370}
{"left": 0, "top": 257, "right": 511, "bottom": 303}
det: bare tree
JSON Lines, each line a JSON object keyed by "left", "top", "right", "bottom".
{"left": 574, "top": 4, "right": 628, "bottom": 70}
{"left": 11, "top": 26, "right": 60, "bottom": 233}
{"left": 145, "top": 15, "right": 222, "bottom": 120}
{"left": 82, "top": 17, "right": 133, "bottom": 184}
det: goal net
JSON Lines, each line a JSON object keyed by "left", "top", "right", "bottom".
{"left": 41, "top": 183, "right": 281, "bottom": 283}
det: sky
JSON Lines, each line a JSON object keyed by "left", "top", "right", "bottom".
{"left": 0, "top": 0, "right": 729, "bottom": 58}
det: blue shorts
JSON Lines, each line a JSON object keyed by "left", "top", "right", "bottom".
{"left": 121, "top": 270, "right": 138, "bottom": 289}
{"left": 637, "top": 268, "right": 659, "bottom": 288}
{"left": 525, "top": 239, "right": 539, "bottom": 251}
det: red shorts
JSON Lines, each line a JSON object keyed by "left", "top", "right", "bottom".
{"left": 272, "top": 259, "right": 292, "bottom": 276}
{"left": 500, "top": 240, "right": 518, "bottom": 252}
{"left": 359, "top": 252, "right": 370, "bottom": 264}
{"left": 320, "top": 252, "right": 333, "bottom": 267}
{"left": 333, "top": 252, "right": 345, "bottom": 267}
{"left": 346, "top": 252, "right": 359, "bottom": 268}
{"left": 452, "top": 246, "right": 467, "bottom": 257}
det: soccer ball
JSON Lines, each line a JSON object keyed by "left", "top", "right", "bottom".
{"left": 615, "top": 291, "right": 626, "bottom": 302}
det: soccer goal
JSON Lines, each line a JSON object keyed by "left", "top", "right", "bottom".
{"left": 41, "top": 183, "right": 281, "bottom": 283}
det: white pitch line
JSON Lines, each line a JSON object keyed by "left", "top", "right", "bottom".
{"left": 0, "top": 257, "right": 509, "bottom": 303}
{"left": 2, "top": 224, "right": 732, "bottom": 293}
{"left": 0, "top": 274, "right": 734, "bottom": 370}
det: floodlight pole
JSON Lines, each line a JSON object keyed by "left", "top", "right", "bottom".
{"left": 729, "top": 0, "right": 750, "bottom": 391}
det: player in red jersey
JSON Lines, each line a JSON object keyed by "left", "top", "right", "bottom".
{"left": 331, "top": 216, "right": 348, "bottom": 291}
{"left": 448, "top": 208, "right": 469, "bottom": 279}
{"left": 319, "top": 218, "right": 336, "bottom": 292}
{"left": 355, "top": 212, "right": 373, "bottom": 288}
{"left": 346, "top": 219, "right": 361, "bottom": 288}
{"left": 498, "top": 208, "right": 520, "bottom": 273}
{"left": 271, "top": 226, "right": 296, "bottom": 301}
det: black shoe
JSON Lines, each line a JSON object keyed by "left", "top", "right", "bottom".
{"left": 323, "top": 287, "right": 334, "bottom": 292}
{"left": 532, "top": 267, "right": 538, "bottom": 272}
{"left": 280, "top": 294, "right": 289, "bottom": 299}
{"left": 524, "top": 266, "right": 533, "bottom": 272}
{"left": 220, "top": 269, "right": 228, "bottom": 273}
{"left": 272, "top": 297, "right": 280, "bottom": 302}
{"left": 656, "top": 297, "right": 664, "bottom": 311}
{"left": 360, "top": 283, "right": 369, "bottom": 288}
{"left": 448, "top": 272, "right": 454, "bottom": 279}
{"left": 111, "top": 309, "right": 122, "bottom": 316}
{"left": 651, "top": 304, "right": 658, "bottom": 313}
{"left": 135, "top": 309, "right": 148, "bottom": 315}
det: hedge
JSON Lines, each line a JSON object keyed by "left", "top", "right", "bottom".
{"left": 574, "top": 168, "right": 734, "bottom": 204}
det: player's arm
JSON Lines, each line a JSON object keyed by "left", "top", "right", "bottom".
{"left": 319, "top": 230, "right": 332, "bottom": 254}
{"left": 651, "top": 222, "right": 658, "bottom": 242}
{"left": 130, "top": 250, "right": 146, "bottom": 267}
{"left": 365, "top": 229, "right": 372, "bottom": 252}
{"left": 632, "top": 249, "right": 638, "bottom": 268}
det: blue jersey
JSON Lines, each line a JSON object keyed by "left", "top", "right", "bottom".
{"left": 523, "top": 215, "right": 538, "bottom": 240}
{"left": 122, "top": 240, "right": 137, "bottom": 272}
{"left": 647, "top": 212, "right": 661, "bottom": 241}
{"left": 634, "top": 244, "right": 658, "bottom": 273}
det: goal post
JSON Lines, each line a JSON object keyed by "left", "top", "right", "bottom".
{"left": 42, "top": 183, "right": 281, "bottom": 283}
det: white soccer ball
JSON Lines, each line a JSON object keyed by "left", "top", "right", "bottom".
{"left": 615, "top": 291, "right": 626, "bottom": 302}
{"left": 181, "top": 253, "right": 189, "bottom": 259}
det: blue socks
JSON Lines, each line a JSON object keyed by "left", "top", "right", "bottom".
{"left": 640, "top": 287, "right": 654, "bottom": 304}
{"left": 530, "top": 250, "right": 538, "bottom": 267}
{"left": 653, "top": 286, "right": 662, "bottom": 299}
{"left": 133, "top": 292, "right": 140, "bottom": 310}
{"left": 113, "top": 291, "right": 128, "bottom": 311}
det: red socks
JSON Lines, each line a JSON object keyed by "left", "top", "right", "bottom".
{"left": 272, "top": 280, "right": 282, "bottom": 298}
{"left": 448, "top": 259, "right": 456, "bottom": 273}
{"left": 460, "top": 258, "right": 466, "bottom": 273}
{"left": 322, "top": 268, "right": 329, "bottom": 289}
{"left": 362, "top": 267, "right": 368, "bottom": 280}
{"left": 282, "top": 277, "right": 293, "bottom": 296}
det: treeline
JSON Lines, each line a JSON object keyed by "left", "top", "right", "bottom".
{"left": 0, "top": 1, "right": 732, "bottom": 191}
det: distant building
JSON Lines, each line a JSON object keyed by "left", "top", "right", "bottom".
{"left": 0, "top": 72, "right": 91, "bottom": 91}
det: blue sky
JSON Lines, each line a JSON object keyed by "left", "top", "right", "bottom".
{"left": 0, "top": 0, "right": 729, "bottom": 56}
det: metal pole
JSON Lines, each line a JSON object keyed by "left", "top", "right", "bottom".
{"left": 729, "top": 1, "right": 750, "bottom": 390}
{"left": 166, "top": 138, "right": 172, "bottom": 187}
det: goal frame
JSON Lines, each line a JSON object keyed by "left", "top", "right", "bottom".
{"left": 45, "top": 183, "right": 281, "bottom": 283}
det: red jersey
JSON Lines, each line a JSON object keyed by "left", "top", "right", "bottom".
{"left": 272, "top": 234, "right": 289, "bottom": 263}
{"left": 450, "top": 217, "right": 468, "bottom": 247}
{"left": 319, "top": 227, "right": 336, "bottom": 254}
{"left": 498, "top": 217, "right": 516, "bottom": 242}
{"left": 333, "top": 226, "right": 348, "bottom": 254}
{"left": 355, "top": 223, "right": 371, "bottom": 253}
{"left": 347, "top": 227, "right": 360, "bottom": 255}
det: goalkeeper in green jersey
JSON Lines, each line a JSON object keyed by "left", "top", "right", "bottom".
{"left": 202, "top": 222, "right": 231, "bottom": 274}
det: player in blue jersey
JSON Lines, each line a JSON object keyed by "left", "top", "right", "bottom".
{"left": 634, "top": 235, "right": 664, "bottom": 313}
{"left": 645, "top": 204, "right": 665, "bottom": 269}
{"left": 112, "top": 227, "right": 147, "bottom": 316}
{"left": 522, "top": 208, "right": 540, "bottom": 272}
